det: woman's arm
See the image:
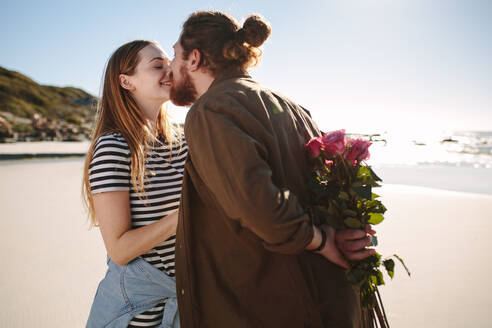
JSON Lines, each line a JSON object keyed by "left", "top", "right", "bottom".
{"left": 93, "top": 190, "right": 178, "bottom": 265}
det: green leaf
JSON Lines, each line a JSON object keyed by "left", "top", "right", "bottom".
{"left": 394, "top": 254, "right": 411, "bottom": 277}
{"left": 368, "top": 213, "right": 384, "bottom": 225}
{"left": 364, "top": 253, "right": 382, "bottom": 268}
{"left": 347, "top": 265, "right": 369, "bottom": 286}
{"left": 371, "top": 193, "right": 380, "bottom": 200}
{"left": 357, "top": 166, "right": 371, "bottom": 179}
{"left": 376, "top": 270, "right": 385, "bottom": 285}
{"left": 338, "top": 191, "right": 350, "bottom": 201}
{"left": 370, "top": 235, "right": 378, "bottom": 247}
{"left": 383, "top": 259, "right": 395, "bottom": 279}
{"left": 343, "top": 209, "right": 357, "bottom": 217}
{"left": 373, "top": 252, "right": 382, "bottom": 262}
{"left": 344, "top": 217, "right": 362, "bottom": 229}
{"left": 353, "top": 185, "right": 372, "bottom": 199}
{"left": 366, "top": 199, "right": 382, "bottom": 212}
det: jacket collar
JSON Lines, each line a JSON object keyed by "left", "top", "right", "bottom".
{"left": 207, "top": 71, "right": 251, "bottom": 92}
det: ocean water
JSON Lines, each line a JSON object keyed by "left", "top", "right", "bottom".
{"left": 357, "top": 130, "right": 492, "bottom": 195}
{"left": 366, "top": 130, "right": 492, "bottom": 168}
{"left": 1, "top": 130, "right": 491, "bottom": 194}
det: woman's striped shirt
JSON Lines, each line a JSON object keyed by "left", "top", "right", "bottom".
{"left": 89, "top": 132, "right": 187, "bottom": 328}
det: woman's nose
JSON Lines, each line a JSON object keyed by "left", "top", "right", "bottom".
{"left": 162, "top": 65, "right": 171, "bottom": 78}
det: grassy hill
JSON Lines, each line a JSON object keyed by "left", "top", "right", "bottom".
{"left": 0, "top": 66, "right": 96, "bottom": 124}
{"left": 0, "top": 66, "right": 97, "bottom": 141}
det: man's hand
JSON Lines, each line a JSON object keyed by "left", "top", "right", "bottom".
{"left": 335, "top": 225, "right": 376, "bottom": 261}
{"left": 313, "top": 225, "right": 350, "bottom": 269}
{"left": 307, "top": 224, "right": 377, "bottom": 269}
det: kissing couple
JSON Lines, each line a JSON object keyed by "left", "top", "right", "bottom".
{"left": 85, "top": 10, "right": 376, "bottom": 328}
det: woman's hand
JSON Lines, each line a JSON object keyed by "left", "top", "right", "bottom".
{"left": 94, "top": 190, "right": 178, "bottom": 265}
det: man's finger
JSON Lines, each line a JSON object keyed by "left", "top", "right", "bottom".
{"left": 340, "top": 236, "right": 372, "bottom": 252}
{"left": 345, "top": 248, "right": 376, "bottom": 261}
{"left": 365, "top": 224, "right": 376, "bottom": 235}
{"left": 335, "top": 229, "right": 367, "bottom": 241}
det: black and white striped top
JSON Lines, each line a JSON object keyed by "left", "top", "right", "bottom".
{"left": 89, "top": 132, "right": 187, "bottom": 328}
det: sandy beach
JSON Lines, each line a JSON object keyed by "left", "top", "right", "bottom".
{"left": 1, "top": 158, "right": 491, "bottom": 327}
{"left": 375, "top": 185, "right": 492, "bottom": 327}
{"left": 0, "top": 159, "right": 106, "bottom": 327}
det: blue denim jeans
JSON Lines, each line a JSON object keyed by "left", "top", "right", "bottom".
{"left": 86, "top": 257, "right": 180, "bottom": 328}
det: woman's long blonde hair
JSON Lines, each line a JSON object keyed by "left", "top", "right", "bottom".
{"left": 82, "top": 40, "right": 180, "bottom": 226}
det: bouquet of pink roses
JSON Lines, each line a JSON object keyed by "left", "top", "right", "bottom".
{"left": 305, "top": 129, "right": 409, "bottom": 327}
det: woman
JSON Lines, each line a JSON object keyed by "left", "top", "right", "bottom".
{"left": 83, "top": 40, "right": 185, "bottom": 328}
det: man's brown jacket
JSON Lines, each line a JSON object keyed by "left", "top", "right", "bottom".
{"left": 175, "top": 73, "right": 362, "bottom": 328}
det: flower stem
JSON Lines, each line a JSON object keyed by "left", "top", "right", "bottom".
{"left": 338, "top": 154, "right": 352, "bottom": 185}
{"left": 376, "top": 287, "right": 390, "bottom": 327}
{"left": 374, "top": 302, "right": 387, "bottom": 328}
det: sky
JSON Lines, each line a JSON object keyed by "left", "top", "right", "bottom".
{"left": 1, "top": 0, "right": 491, "bottom": 135}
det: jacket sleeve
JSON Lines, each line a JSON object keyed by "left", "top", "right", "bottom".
{"left": 184, "top": 94, "right": 314, "bottom": 254}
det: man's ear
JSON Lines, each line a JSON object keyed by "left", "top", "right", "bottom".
{"left": 119, "top": 74, "right": 135, "bottom": 91}
{"left": 188, "top": 49, "right": 202, "bottom": 72}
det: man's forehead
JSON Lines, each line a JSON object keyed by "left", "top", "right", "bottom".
{"left": 173, "top": 35, "right": 183, "bottom": 49}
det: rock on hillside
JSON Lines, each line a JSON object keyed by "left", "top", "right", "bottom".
{"left": 0, "top": 66, "right": 97, "bottom": 142}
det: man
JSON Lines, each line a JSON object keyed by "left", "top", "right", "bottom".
{"left": 169, "top": 11, "right": 375, "bottom": 328}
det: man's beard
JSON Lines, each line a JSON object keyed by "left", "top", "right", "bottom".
{"left": 170, "top": 65, "right": 198, "bottom": 107}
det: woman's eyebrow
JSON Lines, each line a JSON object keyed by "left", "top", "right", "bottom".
{"left": 148, "top": 57, "right": 164, "bottom": 63}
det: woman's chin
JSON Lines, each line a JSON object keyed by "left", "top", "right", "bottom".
{"left": 158, "top": 97, "right": 170, "bottom": 105}
{"left": 160, "top": 88, "right": 171, "bottom": 100}
{"left": 156, "top": 90, "right": 171, "bottom": 103}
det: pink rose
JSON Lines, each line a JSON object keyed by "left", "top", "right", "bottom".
{"left": 325, "top": 160, "right": 334, "bottom": 166}
{"left": 321, "top": 129, "right": 346, "bottom": 155}
{"left": 306, "top": 137, "right": 323, "bottom": 158}
{"left": 344, "top": 138, "right": 372, "bottom": 163}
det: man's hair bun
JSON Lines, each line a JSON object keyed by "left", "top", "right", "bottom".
{"left": 181, "top": 11, "right": 271, "bottom": 75}
{"left": 239, "top": 14, "right": 271, "bottom": 47}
